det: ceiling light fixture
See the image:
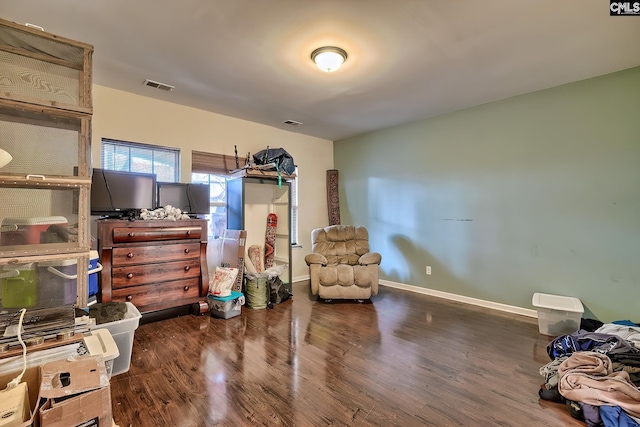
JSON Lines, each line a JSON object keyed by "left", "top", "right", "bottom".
{"left": 311, "top": 46, "right": 348, "bottom": 73}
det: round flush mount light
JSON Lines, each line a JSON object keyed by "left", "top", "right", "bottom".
{"left": 311, "top": 46, "right": 348, "bottom": 72}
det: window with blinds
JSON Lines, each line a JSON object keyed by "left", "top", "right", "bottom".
{"left": 101, "top": 139, "right": 180, "bottom": 182}
{"left": 191, "top": 150, "right": 246, "bottom": 175}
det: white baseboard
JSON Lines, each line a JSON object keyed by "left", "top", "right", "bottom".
{"left": 293, "top": 274, "right": 310, "bottom": 283}
{"left": 292, "top": 276, "right": 537, "bottom": 318}
{"left": 378, "top": 279, "right": 537, "bottom": 318}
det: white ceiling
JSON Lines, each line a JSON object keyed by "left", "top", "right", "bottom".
{"left": 2, "top": 1, "right": 639, "bottom": 141}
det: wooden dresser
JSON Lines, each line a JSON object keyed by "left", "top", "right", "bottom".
{"left": 97, "top": 219, "right": 209, "bottom": 314}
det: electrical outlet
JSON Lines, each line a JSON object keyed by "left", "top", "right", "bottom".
{"left": 426, "top": 266, "right": 432, "bottom": 275}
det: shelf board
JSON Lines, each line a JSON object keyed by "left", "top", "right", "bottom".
{"left": 0, "top": 333, "right": 83, "bottom": 360}
{"left": 230, "top": 168, "right": 296, "bottom": 180}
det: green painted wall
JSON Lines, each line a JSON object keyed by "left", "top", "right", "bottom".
{"left": 335, "top": 66, "right": 640, "bottom": 322}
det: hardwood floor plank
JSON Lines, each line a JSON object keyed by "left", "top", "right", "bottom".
{"left": 109, "top": 282, "right": 583, "bottom": 426}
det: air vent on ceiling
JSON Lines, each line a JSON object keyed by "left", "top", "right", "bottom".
{"left": 283, "top": 120, "right": 303, "bottom": 126}
{"left": 143, "top": 79, "right": 175, "bottom": 91}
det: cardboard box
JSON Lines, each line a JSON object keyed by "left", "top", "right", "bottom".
{"left": 0, "top": 366, "right": 43, "bottom": 427}
{"left": 39, "top": 358, "right": 111, "bottom": 427}
{"left": 0, "top": 382, "right": 30, "bottom": 427}
{"left": 221, "top": 230, "right": 247, "bottom": 292}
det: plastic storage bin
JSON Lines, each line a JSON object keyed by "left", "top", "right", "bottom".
{"left": 207, "top": 291, "right": 245, "bottom": 319}
{"left": 38, "top": 259, "right": 78, "bottom": 307}
{"left": 0, "top": 262, "right": 38, "bottom": 309}
{"left": 532, "top": 292, "right": 584, "bottom": 336}
{"left": 91, "top": 302, "right": 142, "bottom": 376}
{"left": 89, "top": 250, "right": 100, "bottom": 297}
{"left": 37, "top": 253, "right": 103, "bottom": 307}
{"left": 0, "top": 216, "right": 68, "bottom": 246}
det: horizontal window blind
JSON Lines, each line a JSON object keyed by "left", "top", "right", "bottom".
{"left": 101, "top": 138, "right": 180, "bottom": 182}
{"left": 192, "top": 151, "right": 246, "bottom": 175}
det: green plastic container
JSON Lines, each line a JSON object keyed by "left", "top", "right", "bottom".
{"left": 0, "top": 263, "right": 38, "bottom": 309}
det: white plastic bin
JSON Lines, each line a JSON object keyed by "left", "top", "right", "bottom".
{"left": 91, "top": 302, "right": 141, "bottom": 376}
{"left": 532, "top": 292, "right": 584, "bottom": 336}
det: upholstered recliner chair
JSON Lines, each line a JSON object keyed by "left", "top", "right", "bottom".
{"left": 305, "top": 225, "right": 382, "bottom": 299}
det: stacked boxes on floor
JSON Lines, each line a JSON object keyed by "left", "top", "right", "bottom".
{"left": 0, "top": 356, "right": 114, "bottom": 427}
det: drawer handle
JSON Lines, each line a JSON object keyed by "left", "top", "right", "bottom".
{"left": 126, "top": 295, "right": 133, "bottom": 301}
{"left": 128, "top": 232, "right": 135, "bottom": 237}
{"left": 186, "top": 230, "right": 191, "bottom": 236}
{"left": 183, "top": 286, "right": 190, "bottom": 291}
{"left": 127, "top": 252, "right": 134, "bottom": 258}
{"left": 127, "top": 273, "right": 134, "bottom": 279}
{"left": 184, "top": 266, "right": 191, "bottom": 272}
{"left": 184, "top": 248, "right": 190, "bottom": 254}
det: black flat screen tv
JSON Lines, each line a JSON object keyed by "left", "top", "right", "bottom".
{"left": 157, "top": 182, "right": 210, "bottom": 216}
{"left": 91, "top": 168, "right": 156, "bottom": 216}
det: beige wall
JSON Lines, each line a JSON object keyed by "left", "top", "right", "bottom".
{"left": 91, "top": 85, "right": 333, "bottom": 279}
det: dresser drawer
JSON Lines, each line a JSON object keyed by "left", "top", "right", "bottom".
{"left": 112, "top": 259, "right": 200, "bottom": 288}
{"left": 111, "top": 277, "right": 200, "bottom": 307}
{"left": 112, "top": 242, "right": 200, "bottom": 266}
{"left": 112, "top": 226, "right": 202, "bottom": 243}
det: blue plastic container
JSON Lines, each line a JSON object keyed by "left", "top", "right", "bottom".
{"left": 89, "top": 250, "right": 100, "bottom": 297}
{"left": 207, "top": 291, "right": 245, "bottom": 319}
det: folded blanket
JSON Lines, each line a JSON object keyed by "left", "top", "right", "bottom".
{"left": 559, "top": 351, "right": 640, "bottom": 419}
{"left": 89, "top": 302, "right": 128, "bottom": 325}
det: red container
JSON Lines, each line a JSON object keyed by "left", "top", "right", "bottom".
{"left": 0, "top": 216, "right": 68, "bottom": 246}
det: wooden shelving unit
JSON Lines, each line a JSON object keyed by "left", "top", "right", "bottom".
{"left": 227, "top": 177, "right": 292, "bottom": 285}
{"left": 0, "top": 18, "right": 94, "bottom": 308}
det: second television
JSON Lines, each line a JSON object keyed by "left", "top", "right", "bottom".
{"left": 156, "top": 182, "right": 210, "bottom": 216}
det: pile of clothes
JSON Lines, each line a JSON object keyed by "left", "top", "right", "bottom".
{"left": 539, "top": 320, "right": 640, "bottom": 426}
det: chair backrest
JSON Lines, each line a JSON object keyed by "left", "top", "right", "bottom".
{"left": 311, "top": 225, "right": 370, "bottom": 265}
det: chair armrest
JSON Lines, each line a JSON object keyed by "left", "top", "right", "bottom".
{"left": 305, "top": 253, "right": 328, "bottom": 266}
{"left": 359, "top": 252, "right": 382, "bottom": 266}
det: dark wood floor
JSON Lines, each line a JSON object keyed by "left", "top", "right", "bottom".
{"left": 109, "top": 282, "right": 583, "bottom": 427}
